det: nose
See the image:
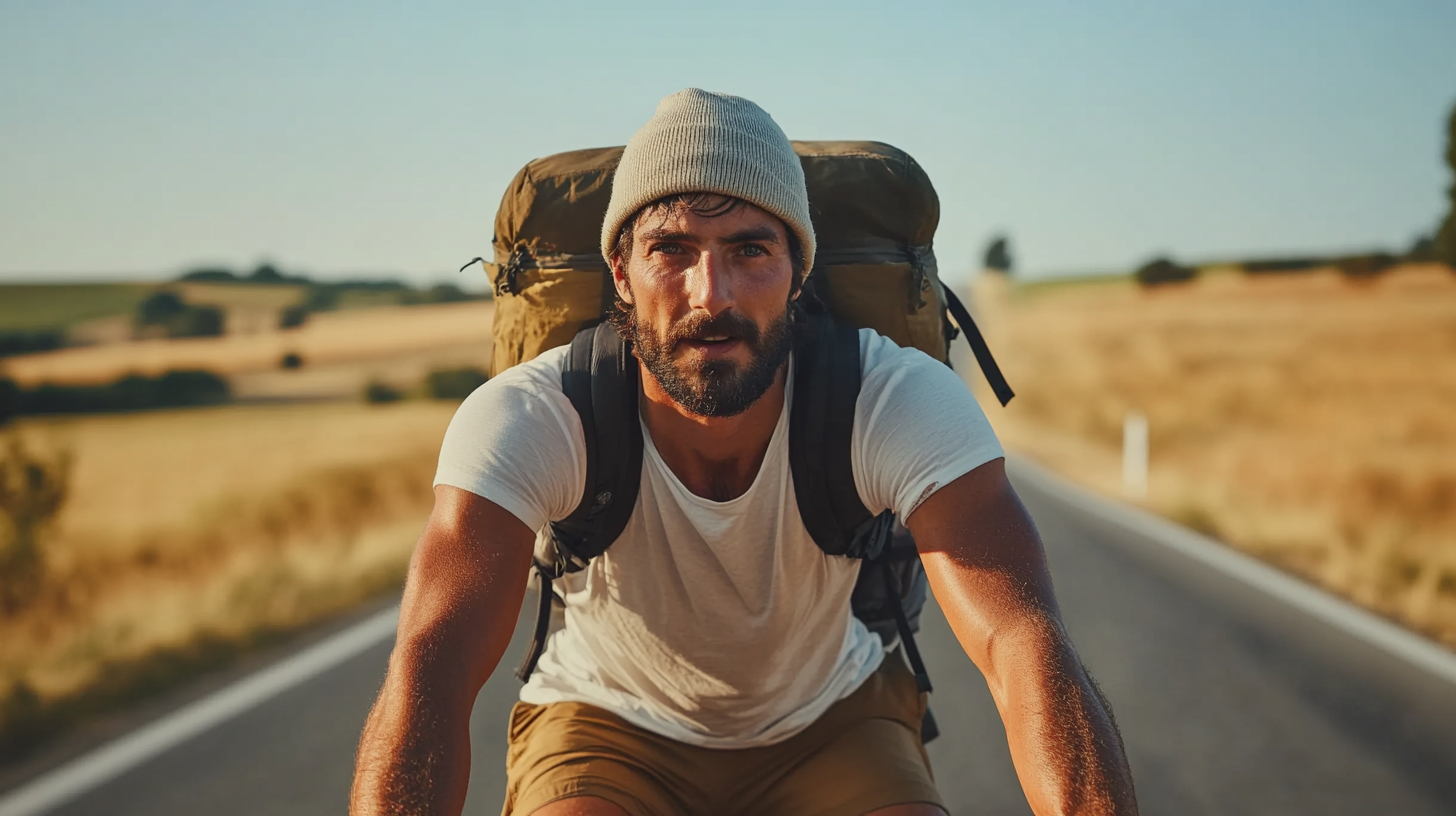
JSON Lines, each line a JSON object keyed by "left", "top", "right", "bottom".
{"left": 686, "top": 247, "right": 735, "bottom": 316}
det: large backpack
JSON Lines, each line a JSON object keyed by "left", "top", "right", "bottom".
{"left": 470, "top": 141, "right": 1013, "bottom": 740}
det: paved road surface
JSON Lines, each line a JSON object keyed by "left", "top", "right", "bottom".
{"left": 7, "top": 459, "right": 1455, "bottom": 815}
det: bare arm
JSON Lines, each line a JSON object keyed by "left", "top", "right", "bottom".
{"left": 351, "top": 485, "right": 535, "bottom": 816}
{"left": 909, "top": 458, "right": 1137, "bottom": 815}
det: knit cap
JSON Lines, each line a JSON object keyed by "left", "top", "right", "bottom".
{"left": 601, "top": 89, "right": 816, "bottom": 273}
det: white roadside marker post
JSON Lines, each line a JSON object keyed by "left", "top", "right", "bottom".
{"left": 1123, "top": 411, "right": 1149, "bottom": 501}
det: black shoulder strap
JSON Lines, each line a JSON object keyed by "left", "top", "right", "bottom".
{"left": 548, "top": 321, "right": 643, "bottom": 567}
{"left": 516, "top": 322, "right": 641, "bottom": 682}
{"left": 789, "top": 313, "right": 886, "bottom": 558}
{"left": 789, "top": 314, "right": 929, "bottom": 691}
{"left": 943, "top": 288, "right": 1015, "bottom": 407}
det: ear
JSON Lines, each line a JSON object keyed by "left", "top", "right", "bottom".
{"left": 611, "top": 253, "right": 635, "bottom": 305}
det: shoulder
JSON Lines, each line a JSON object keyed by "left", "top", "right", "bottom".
{"left": 849, "top": 328, "right": 1004, "bottom": 518}
{"left": 435, "top": 344, "right": 586, "bottom": 531}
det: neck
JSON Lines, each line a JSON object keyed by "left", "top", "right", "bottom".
{"left": 639, "top": 363, "right": 788, "bottom": 502}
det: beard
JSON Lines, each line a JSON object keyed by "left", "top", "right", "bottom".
{"left": 629, "top": 305, "right": 794, "bottom": 418}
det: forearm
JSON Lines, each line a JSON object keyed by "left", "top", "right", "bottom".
{"left": 352, "top": 644, "right": 477, "bottom": 816}
{"left": 350, "top": 486, "right": 534, "bottom": 815}
{"left": 983, "top": 617, "right": 1137, "bottom": 816}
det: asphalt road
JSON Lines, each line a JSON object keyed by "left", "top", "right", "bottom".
{"left": 7, "top": 459, "right": 1455, "bottom": 816}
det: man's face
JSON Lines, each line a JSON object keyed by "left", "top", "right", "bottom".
{"left": 612, "top": 196, "right": 797, "bottom": 418}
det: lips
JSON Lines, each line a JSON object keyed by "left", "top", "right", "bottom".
{"left": 678, "top": 335, "right": 743, "bottom": 357}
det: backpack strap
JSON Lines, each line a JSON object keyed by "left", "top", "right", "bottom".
{"left": 943, "top": 288, "right": 1015, "bottom": 407}
{"left": 516, "top": 322, "right": 642, "bottom": 681}
{"left": 789, "top": 313, "right": 932, "bottom": 692}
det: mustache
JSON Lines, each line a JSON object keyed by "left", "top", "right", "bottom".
{"left": 666, "top": 310, "right": 761, "bottom": 347}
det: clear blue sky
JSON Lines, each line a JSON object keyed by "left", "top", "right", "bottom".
{"left": 2, "top": 0, "right": 1452, "bottom": 287}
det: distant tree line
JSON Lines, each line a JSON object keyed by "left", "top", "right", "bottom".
{"left": 0, "top": 371, "right": 229, "bottom": 425}
{"left": 176, "top": 262, "right": 485, "bottom": 331}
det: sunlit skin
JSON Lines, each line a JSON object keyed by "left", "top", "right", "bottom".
{"left": 613, "top": 200, "right": 797, "bottom": 502}
{"left": 349, "top": 198, "right": 1137, "bottom": 816}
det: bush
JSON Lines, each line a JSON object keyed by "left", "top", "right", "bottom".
{"left": 0, "top": 437, "right": 70, "bottom": 615}
{"left": 136, "top": 291, "right": 188, "bottom": 327}
{"left": 0, "top": 330, "right": 65, "bottom": 359}
{"left": 17, "top": 370, "right": 229, "bottom": 416}
{"left": 135, "top": 291, "right": 225, "bottom": 338}
{"left": 1135, "top": 257, "right": 1197, "bottom": 287}
{"left": 426, "top": 366, "right": 488, "bottom": 400}
{"left": 278, "top": 305, "right": 309, "bottom": 330}
{"left": 1335, "top": 253, "right": 1399, "bottom": 279}
{"left": 0, "top": 379, "right": 18, "bottom": 426}
{"left": 1241, "top": 258, "right": 1322, "bottom": 274}
{"left": 280, "top": 352, "right": 304, "bottom": 370}
{"left": 167, "top": 306, "right": 225, "bottom": 338}
{"left": 363, "top": 381, "right": 403, "bottom": 404}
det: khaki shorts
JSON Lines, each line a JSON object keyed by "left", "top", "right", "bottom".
{"left": 501, "top": 656, "right": 942, "bottom": 816}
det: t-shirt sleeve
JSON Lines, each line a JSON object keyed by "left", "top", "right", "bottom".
{"left": 851, "top": 330, "right": 1005, "bottom": 521}
{"left": 433, "top": 348, "right": 585, "bottom": 533}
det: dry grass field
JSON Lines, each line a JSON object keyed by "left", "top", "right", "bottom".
{"left": 0, "top": 400, "right": 457, "bottom": 758}
{"left": 969, "top": 263, "right": 1456, "bottom": 648}
{"left": 0, "top": 300, "right": 494, "bottom": 387}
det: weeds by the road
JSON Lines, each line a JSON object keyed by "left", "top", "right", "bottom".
{"left": 0, "top": 401, "right": 455, "bottom": 763}
{"left": 973, "top": 264, "right": 1456, "bottom": 648}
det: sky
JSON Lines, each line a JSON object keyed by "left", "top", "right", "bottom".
{"left": 1, "top": 0, "right": 1453, "bottom": 288}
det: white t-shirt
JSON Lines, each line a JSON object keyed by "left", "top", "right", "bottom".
{"left": 434, "top": 329, "right": 1003, "bottom": 748}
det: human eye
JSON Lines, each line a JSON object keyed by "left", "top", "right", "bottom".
{"left": 739, "top": 244, "right": 768, "bottom": 258}
{"left": 651, "top": 242, "right": 684, "bottom": 256}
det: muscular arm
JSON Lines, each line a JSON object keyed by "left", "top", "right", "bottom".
{"left": 351, "top": 485, "right": 535, "bottom": 816}
{"left": 908, "top": 458, "right": 1137, "bottom": 815}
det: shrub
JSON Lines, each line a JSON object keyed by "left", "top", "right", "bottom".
{"left": 17, "top": 370, "right": 229, "bottom": 416}
{"left": 363, "top": 381, "right": 403, "bottom": 404}
{"left": 1135, "top": 257, "right": 1197, "bottom": 287}
{"left": 426, "top": 366, "right": 488, "bottom": 400}
{"left": 278, "top": 305, "right": 309, "bottom": 330}
{"left": 280, "top": 352, "right": 304, "bottom": 370}
{"left": 1241, "top": 258, "right": 1322, "bottom": 274}
{"left": 0, "top": 379, "right": 17, "bottom": 426}
{"left": 136, "top": 291, "right": 188, "bottom": 327}
{"left": 1336, "top": 253, "right": 1399, "bottom": 279}
{"left": 134, "top": 291, "right": 225, "bottom": 338}
{"left": 166, "top": 306, "right": 225, "bottom": 338}
{"left": 0, "top": 437, "right": 70, "bottom": 614}
{"left": 0, "top": 330, "right": 65, "bottom": 359}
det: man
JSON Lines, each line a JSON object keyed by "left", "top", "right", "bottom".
{"left": 352, "top": 89, "right": 1137, "bottom": 816}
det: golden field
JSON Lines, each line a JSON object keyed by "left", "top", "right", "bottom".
{"left": 969, "top": 264, "right": 1456, "bottom": 648}
{"left": 0, "top": 300, "right": 494, "bottom": 388}
{"left": 0, "top": 400, "right": 458, "bottom": 757}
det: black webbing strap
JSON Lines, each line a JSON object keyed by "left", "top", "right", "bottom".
{"left": 943, "top": 288, "right": 1015, "bottom": 407}
{"left": 517, "top": 323, "right": 643, "bottom": 684}
{"left": 515, "top": 564, "right": 556, "bottom": 682}
{"left": 789, "top": 313, "right": 874, "bottom": 556}
{"left": 881, "top": 557, "right": 933, "bottom": 693}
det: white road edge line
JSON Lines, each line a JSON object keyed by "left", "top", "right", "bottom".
{"left": 1008, "top": 455, "right": 1456, "bottom": 687}
{"left": 0, "top": 605, "right": 400, "bottom": 816}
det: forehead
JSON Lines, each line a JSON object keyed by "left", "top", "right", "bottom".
{"left": 631, "top": 196, "right": 788, "bottom": 240}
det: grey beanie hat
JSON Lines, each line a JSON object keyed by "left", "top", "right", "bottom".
{"left": 601, "top": 88, "right": 816, "bottom": 273}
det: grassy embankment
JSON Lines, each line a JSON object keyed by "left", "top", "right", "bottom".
{"left": 971, "top": 264, "right": 1456, "bottom": 648}
{"left": 0, "top": 401, "right": 455, "bottom": 761}
{"left": 0, "top": 299, "right": 495, "bottom": 761}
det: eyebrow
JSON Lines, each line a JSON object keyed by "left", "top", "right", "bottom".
{"left": 638, "top": 226, "right": 783, "bottom": 245}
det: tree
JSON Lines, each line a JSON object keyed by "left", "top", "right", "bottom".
{"left": 1435, "top": 100, "right": 1456, "bottom": 267}
{"left": 249, "top": 263, "right": 285, "bottom": 283}
{"left": 1135, "top": 256, "right": 1197, "bottom": 286}
{"left": 983, "top": 234, "right": 1014, "bottom": 274}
